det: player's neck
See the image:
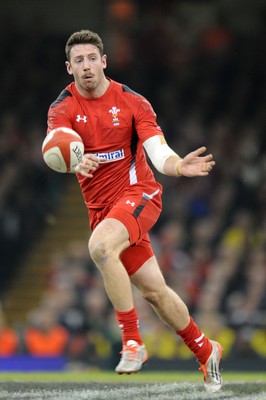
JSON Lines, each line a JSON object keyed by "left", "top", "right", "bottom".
{"left": 76, "top": 77, "right": 110, "bottom": 99}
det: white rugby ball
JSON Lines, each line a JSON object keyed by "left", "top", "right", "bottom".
{"left": 42, "top": 127, "right": 84, "bottom": 173}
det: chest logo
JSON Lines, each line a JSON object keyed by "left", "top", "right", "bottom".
{"left": 76, "top": 115, "right": 87, "bottom": 123}
{"left": 109, "top": 106, "right": 120, "bottom": 126}
{"left": 95, "top": 149, "right": 125, "bottom": 163}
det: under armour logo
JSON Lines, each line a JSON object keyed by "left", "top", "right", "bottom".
{"left": 126, "top": 200, "right": 135, "bottom": 207}
{"left": 76, "top": 115, "right": 87, "bottom": 123}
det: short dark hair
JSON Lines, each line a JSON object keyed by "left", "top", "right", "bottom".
{"left": 65, "top": 30, "right": 104, "bottom": 61}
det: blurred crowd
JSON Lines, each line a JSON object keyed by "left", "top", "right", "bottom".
{"left": 0, "top": 0, "right": 265, "bottom": 367}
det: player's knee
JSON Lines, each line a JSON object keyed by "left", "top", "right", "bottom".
{"left": 88, "top": 237, "right": 111, "bottom": 266}
{"left": 143, "top": 289, "right": 162, "bottom": 307}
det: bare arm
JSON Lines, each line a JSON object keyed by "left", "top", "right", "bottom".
{"left": 143, "top": 135, "right": 215, "bottom": 177}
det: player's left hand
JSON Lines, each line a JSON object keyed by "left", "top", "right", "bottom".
{"left": 177, "top": 147, "right": 215, "bottom": 177}
{"left": 74, "top": 154, "right": 101, "bottom": 177}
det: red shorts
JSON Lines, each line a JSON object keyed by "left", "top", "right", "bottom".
{"left": 88, "top": 180, "right": 162, "bottom": 275}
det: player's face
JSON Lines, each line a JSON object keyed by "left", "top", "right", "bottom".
{"left": 66, "top": 44, "right": 107, "bottom": 96}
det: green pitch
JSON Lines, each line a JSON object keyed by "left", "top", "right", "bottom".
{"left": 0, "top": 370, "right": 265, "bottom": 382}
{"left": 0, "top": 370, "right": 266, "bottom": 400}
{"left": 0, "top": 371, "right": 265, "bottom": 399}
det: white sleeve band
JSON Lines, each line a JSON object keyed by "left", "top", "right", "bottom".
{"left": 143, "top": 135, "right": 178, "bottom": 174}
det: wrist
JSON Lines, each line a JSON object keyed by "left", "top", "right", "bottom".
{"left": 175, "top": 159, "right": 183, "bottom": 177}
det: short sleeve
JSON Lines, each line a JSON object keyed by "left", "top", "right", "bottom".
{"left": 134, "top": 96, "right": 164, "bottom": 142}
{"left": 47, "top": 92, "right": 73, "bottom": 134}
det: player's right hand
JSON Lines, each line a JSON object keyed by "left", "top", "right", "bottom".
{"left": 74, "top": 154, "right": 101, "bottom": 177}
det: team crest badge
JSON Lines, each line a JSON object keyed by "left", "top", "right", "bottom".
{"left": 109, "top": 106, "right": 120, "bottom": 126}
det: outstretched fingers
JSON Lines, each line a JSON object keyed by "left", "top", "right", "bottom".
{"left": 202, "top": 160, "right": 215, "bottom": 174}
{"left": 194, "top": 147, "right": 215, "bottom": 175}
{"left": 191, "top": 146, "right": 207, "bottom": 157}
{"left": 192, "top": 147, "right": 215, "bottom": 166}
{"left": 204, "top": 154, "right": 214, "bottom": 162}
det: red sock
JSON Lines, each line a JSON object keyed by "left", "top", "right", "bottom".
{"left": 115, "top": 307, "right": 143, "bottom": 346}
{"left": 176, "top": 317, "right": 212, "bottom": 364}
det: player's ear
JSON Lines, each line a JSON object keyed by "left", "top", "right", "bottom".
{"left": 65, "top": 61, "right": 73, "bottom": 75}
{"left": 102, "top": 54, "right": 107, "bottom": 70}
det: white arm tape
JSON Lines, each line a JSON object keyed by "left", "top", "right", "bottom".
{"left": 143, "top": 135, "right": 178, "bottom": 174}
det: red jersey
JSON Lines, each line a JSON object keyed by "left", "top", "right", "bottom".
{"left": 47, "top": 79, "right": 163, "bottom": 209}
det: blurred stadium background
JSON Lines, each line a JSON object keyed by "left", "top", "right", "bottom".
{"left": 0, "top": 0, "right": 265, "bottom": 372}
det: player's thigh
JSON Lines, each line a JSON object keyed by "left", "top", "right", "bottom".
{"left": 130, "top": 255, "right": 166, "bottom": 293}
{"left": 89, "top": 217, "right": 130, "bottom": 257}
{"left": 120, "top": 233, "right": 154, "bottom": 275}
{"left": 107, "top": 182, "right": 162, "bottom": 245}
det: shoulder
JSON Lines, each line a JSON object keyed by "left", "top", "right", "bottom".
{"left": 121, "top": 83, "right": 142, "bottom": 97}
{"left": 50, "top": 89, "right": 72, "bottom": 108}
{"left": 122, "top": 83, "right": 152, "bottom": 111}
{"left": 111, "top": 80, "right": 151, "bottom": 110}
{"left": 110, "top": 79, "right": 142, "bottom": 99}
{"left": 49, "top": 83, "right": 76, "bottom": 109}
